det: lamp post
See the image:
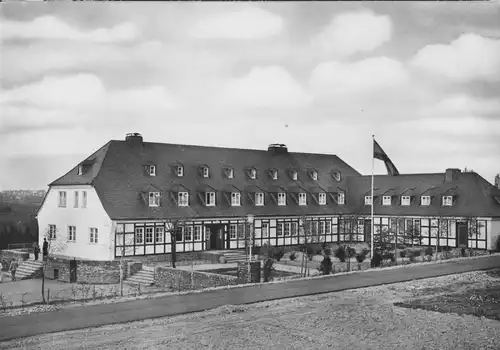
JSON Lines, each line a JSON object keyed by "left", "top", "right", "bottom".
{"left": 247, "top": 214, "right": 254, "bottom": 283}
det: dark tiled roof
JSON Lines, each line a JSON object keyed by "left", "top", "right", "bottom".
{"left": 345, "top": 173, "right": 500, "bottom": 217}
{"left": 53, "top": 140, "right": 361, "bottom": 220}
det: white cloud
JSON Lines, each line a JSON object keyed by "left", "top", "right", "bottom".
{"left": 412, "top": 33, "right": 500, "bottom": 82}
{"left": 311, "top": 11, "right": 392, "bottom": 57}
{"left": 309, "top": 57, "right": 408, "bottom": 98}
{"left": 217, "top": 66, "right": 311, "bottom": 109}
{"left": 1, "top": 16, "right": 139, "bottom": 42}
{"left": 418, "top": 94, "right": 500, "bottom": 118}
{"left": 190, "top": 6, "right": 283, "bottom": 39}
{"left": 404, "top": 117, "right": 500, "bottom": 138}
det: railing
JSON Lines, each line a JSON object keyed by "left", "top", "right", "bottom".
{"left": 7, "top": 242, "right": 35, "bottom": 250}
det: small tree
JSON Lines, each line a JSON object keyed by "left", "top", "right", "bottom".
{"left": 41, "top": 228, "right": 67, "bottom": 304}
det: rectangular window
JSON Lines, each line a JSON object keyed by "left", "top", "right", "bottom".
{"left": 271, "top": 170, "right": 278, "bottom": 180}
{"left": 442, "top": 196, "right": 453, "bottom": 206}
{"left": 298, "top": 193, "right": 307, "bottom": 206}
{"left": 338, "top": 192, "right": 345, "bottom": 205}
{"left": 48, "top": 224, "right": 57, "bottom": 239}
{"left": 58, "top": 191, "right": 67, "bottom": 207}
{"left": 145, "top": 227, "right": 154, "bottom": 244}
{"left": 325, "top": 221, "right": 331, "bottom": 234}
{"left": 73, "top": 191, "right": 79, "bottom": 208}
{"left": 262, "top": 223, "right": 269, "bottom": 238}
{"left": 311, "top": 171, "right": 318, "bottom": 180}
{"left": 401, "top": 196, "right": 411, "bottom": 206}
{"left": 82, "top": 191, "right": 87, "bottom": 208}
{"left": 277, "top": 223, "right": 283, "bottom": 236}
{"left": 255, "top": 192, "right": 264, "bottom": 206}
{"left": 155, "top": 227, "right": 164, "bottom": 243}
{"left": 194, "top": 226, "right": 202, "bottom": 241}
{"left": 291, "top": 171, "right": 298, "bottom": 181}
{"left": 89, "top": 227, "right": 98, "bottom": 243}
{"left": 149, "top": 165, "right": 156, "bottom": 176}
{"left": 184, "top": 226, "right": 193, "bottom": 241}
{"left": 421, "top": 196, "right": 431, "bottom": 206}
{"left": 382, "top": 196, "right": 391, "bottom": 206}
{"left": 135, "top": 227, "right": 144, "bottom": 244}
{"left": 231, "top": 192, "right": 241, "bottom": 206}
{"left": 318, "top": 192, "right": 326, "bottom": 205}
{"left": 203, "top": 167, "right": 209, "bottom": 178}
{"left": 284, "top": 222, "right": 291, "bottom": 236}
{"left": 77, "top": 165, "right": 83, "bottom": 175}
{"left": 227, "top": 168, "right": 234, "bottom": 179}
{"left": 177, "top": 166, "right": 184, "bottom": 177}
{"left": 229, "top": 224, "right": 237, "bottom": 239}
{"left": 250, "top": 168, "right": 257, "bottom": 179}
{"left": 319, "top": 221, "right": 325, "bottom": 235}
{"left": 149, "top": 192, "right": 160, "bottom": 207}
{"left": 68, "top": 226, "right": 76, "bottom": 242}
{"left": 364, "top": 196, "right": 372, "bottom": 206}
{"left": 175, "top": 227, "right": 184, "bottom": 242}
{"left": 291, "top": 222, "right": 298, "bottom": 236}
{"left": 178, "top": 192, "right": 189, "bottom": 206}
{"left": 206, "top": 192, "right": 216, "bottom": 206}
{"left": 278, "top": 192, "right": 286, "bottom": 206}
{"left": 238, "top": 224, "right": 245, "bottom": 239}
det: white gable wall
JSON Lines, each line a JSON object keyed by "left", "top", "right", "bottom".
{"left": 37, "top": 185, "right": 113, "bottom": 261}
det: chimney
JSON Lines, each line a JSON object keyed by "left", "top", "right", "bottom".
{"left": 125, "top": 133, "right": 143, "bottom": 147}
{"left": 268, "top": 143, "right": 288, "bottom": 155}
{"left": 445, "top": 168, "right": 461, "bottom": 182}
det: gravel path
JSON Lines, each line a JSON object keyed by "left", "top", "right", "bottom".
{"left": 2, "top": 269, "right": 499, "bottom": 350}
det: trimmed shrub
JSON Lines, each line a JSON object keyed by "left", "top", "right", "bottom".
{"left": 355, "top": 251, "right": 367, "bottom": 263}
{"left": 273, "top": 249, "right": 285, "bottom": 262}
{"left": 334, "top": 246, "right": 347, "bottom": 263}
{"left": 372, "top": 252, "right": 383, "bottom": 267}
{"left": 347, "top": 247, "right": 357, "bottom": 259}
{"left": 319, "top": 256, "right": 333, "bottom": 275}
{"left": 424, "top": 247, "right": 434, "bottom": 261}
{"left": 262, "top": 258, "right": 275, "bottom": 282}
{"left": 461, "top": 247, "right": 467, "bottom": 258}
{"left": 289, "top": 251, "right": 297, "bottom": 261}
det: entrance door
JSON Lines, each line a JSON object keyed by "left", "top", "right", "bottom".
{"left": 457, "top": 222, "right": 468, "bottom": 248}
{"left": 69, "top": 259, "right": 77, "bottom": 283}
{"left": 207, "top": 224, "right": 226, "bottom": 250}
{"left": 364, "top": 220, "right": 372, "bottom": 243}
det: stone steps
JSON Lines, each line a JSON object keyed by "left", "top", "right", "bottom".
{"left": 221, "top": 251, "right": 248, "bottom": 263}
{"left": 125, "top": 268, "right": 155, "bottom": 286}
{"left": 15, "top": 260, "right": 44, "bottom": 280}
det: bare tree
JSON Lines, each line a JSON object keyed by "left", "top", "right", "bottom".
{"left": 41, "top": 228, "right": 67, "bottom": 304}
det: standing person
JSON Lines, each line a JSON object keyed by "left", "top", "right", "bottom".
{"left": 33, "top": 242, "right": 40, "bottom": 261}
{"left": 9, "top": 258, "right": 18, "bottom": 282}
{"left": 42, "top": 238, "right": 48, "bottom": 261}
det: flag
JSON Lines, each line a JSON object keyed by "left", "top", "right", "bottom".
{"left": 373, "top": 140, "right": 400, "bottom": 176}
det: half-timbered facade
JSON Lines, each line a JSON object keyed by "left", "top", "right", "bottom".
{"left": 37, "top": 133, "right": 500, "bottom": 261}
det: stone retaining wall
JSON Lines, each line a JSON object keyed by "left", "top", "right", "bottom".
{"left": 45, "top": 257, "right": 127, "bottom": 284}
{"left": 154, "top": 266, "right": 238, "bottom": 291}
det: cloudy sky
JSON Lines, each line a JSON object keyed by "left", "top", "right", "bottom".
{"left": 1, "top": 2, "right": 499, "bottom": 190}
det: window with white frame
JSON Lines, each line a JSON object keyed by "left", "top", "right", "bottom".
{"left": 194, "top": 226, "right": 202, "bottom": 241}
{"left": 68, "top": 226, "right": 76, "bottom": 242}
{"left": 48, "top": 224, "right": 57, "bottom": 239}
{"left": 238, "top": 224, "right": 245, "bottom": 239}
{"left": 89, "top": 227, "right": 98, "bottom": 243}
{"left": 250, "top": 168, "right": 257, "bottom": 179}
{"left": 318, "top": 192, "right": 327, "bottom": 205}
{"left": 365, "top": 196, "right": 372, "bottom": 206}
{"left": 229, "top": 224, "right": 237, "bottom": 239}
{"left": 227, "top": 167, "right": 234, "bottom": 179}
{"left": 175, "top": 227, "right": 184, "bottom": 241}
{"left": 149, "top": 192, "right": 160, "bottom": 207}
{"left": 177, "top": 165, "right": 184, "bottom": 177}
{"left": 74, "top": 191, "right": 79, "bottom": 208}
{"left": 203, "top": 167, "right": 209, "bottom": 178}
{"left": 149, "top": 165, "right": 156, "bottom": 176}
{"left": 255, "top": 192, "right": 264, "bottom": 206}
{"left": 155, "top": 227, "right": 164, "bottom": 243}
{"left": 82, "top": 191, "right": 87, "bottom": 208}
{"left": 77, "top": 165, "right": 83, "bottom": 175}
{"left": 206, "top": 192, "right": 216, "bottom": 206}
{"left": 135, "top": 227, "right": 144, "bottom": 244}
{"left": 401, "top": 196, "right": 411, "bottom": 206}
{"left": 421, "top": 196, "right": 431, "bottom": 206}
{"left": 382, "top": 196, "right": 391, "bottom": 206}
{"left": 278, "top": 192, "right": 286, "bottom": 206}
{"left": 58, "top": 191, "right": 67, "bottom": 207}
{"left": 262, "top": 223, "right": 269, "bottom": 238}
{"left": 185, "top": 226, "right": 193, "bottom": 241}
{"left": 298, "top": 192, "right": 307, "bottom": 206}
{"left": 178, "top": 192, "right": 189, "bottom": 206}
{"left": 442, "top": 196, "right": 453, "bottom": 206}
{"left": 311, "top": 170, "right": 318, "bottom": 180}
{"left": 338, "top": 192, "right": 345, "bottom": 205}
{"left": 271, "top": 169, "right": 278, "bottom": 180}
{"left": 231, "top": 192, "right": 241, "bottom": 206}
{"left": 291, "top": 222, "right": 298, "bottom": 235}
{"left": 291, "top": 170, "right": 298, "bottom": 180}
{"left": 145, "top": 227, "right": 154, "bottom": 244}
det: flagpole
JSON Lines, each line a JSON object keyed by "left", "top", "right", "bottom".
{"left": 371, "top": 135, "right": 375, "bottom": 262}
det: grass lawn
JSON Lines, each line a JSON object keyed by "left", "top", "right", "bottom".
{"left": 394, "top": 284, "right": 500, "bottom": 321}
{"left": 207, "top": 268, "right": 299, "bottom": 279}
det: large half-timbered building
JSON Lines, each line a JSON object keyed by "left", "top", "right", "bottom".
{"left": 37, "top": 133, "right": 500, "bottom": 261}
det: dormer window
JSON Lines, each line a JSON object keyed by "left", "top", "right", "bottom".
{"left": 177, "top": 165, "right": 184, "bottom": 177}
{"left": 365, "top": 196, "right": 372, "bottom": 206}
{"left": 318, "top": 192, "right": 326, "bottom": 205}
{"left": 291, "top": 170, "right": 298, "bottom": 181}
{"left": 310, "top": 170, "right": 318, "bottom": 180}
{"left": 231, "top": 192, "right": 241, "bottom": 206}
{"left": 401, "top": 196, "right": 411, "bottom": 206}
{"left": 77, "top": 165, "right": 83, "bottom": 175}
{"left": 255, "top": 192, "right": 264, "bottom": 206}
{"left": 382, "top": 196, "right": 391, "bottom": 206}
{"left": 149, "top": 192, "right": 160, "bottom": 207}
{"left": 338, "top": 192, "right": 345, "bottom": 205}
{"left": 249, "top": 168, "right": 257, "bottom": 179}
{"left": 178, "top": 192, "right": 189, "bottom": 207}
{"left": 201, "top": 166, "right": 209, "bottom": 178}
{"left": 421, "top": 196, "right": 431, "bottom": 206}
{"left": 149, "top": 165, "right": 156, "bottom": 176}
{"left": 298, "top": 192, "right": 307, "bottom": 206}
{"left": 277, "top": 192, "right": 286, "bottom": 206}
{"left": 270, "top": 169, "right": 278, "bottom": 180}
{"left": 205, "top": 192, "right": 216, "bottom": 206}
{"left": 331, "top": 169, "right": 341, "bottom": 181}
{"left": 442, "top": 196, "right": 453, "bottom": 206}
{"left": 225, "top": 167, "right": 234, "bottom": 179}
